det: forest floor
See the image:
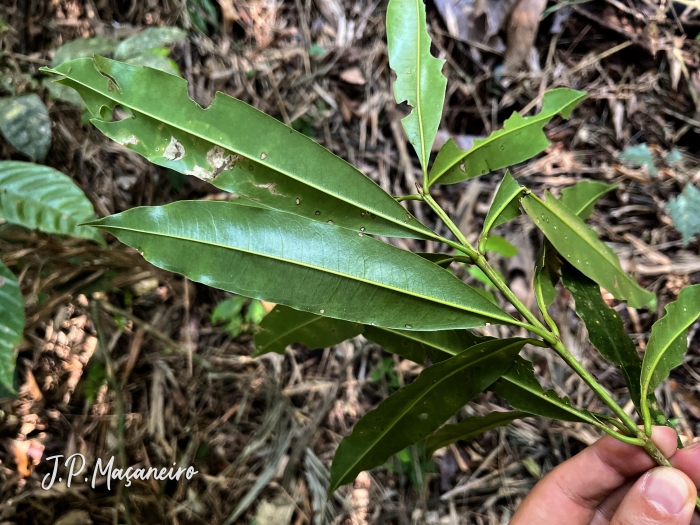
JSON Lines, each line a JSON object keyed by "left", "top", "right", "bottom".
{"left": 0, "top": 1, "right": 699, "bottom": 524}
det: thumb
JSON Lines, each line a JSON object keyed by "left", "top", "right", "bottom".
{"left": 611, "top": 467, "right": 697, "bottom": 525}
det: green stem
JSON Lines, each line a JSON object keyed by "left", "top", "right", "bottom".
{"left": 395, "top": 194, "right": 423, "bottom": 202}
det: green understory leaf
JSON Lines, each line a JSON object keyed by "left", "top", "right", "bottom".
{"left": 560, "top": 180, "right": 617, "bottom": 220}
{"left": 491, "top": 356, "right": 598, "bottom": 424}
{"left": 52, "top": 37, "right": 118, "bottom": 67}
{"left": 114, "top": 27, "right": 187, "bottom": 60}
{"left": 89, "top": 201, "right": 514, "bottom": 331}
{"left": 42, "top": 57, "right": 433, "bottom": 240}
{"left": 0, "top": 161, "right": 103, "bottom": 243}
{"left": 125, "top": 47, "right": 181, "bottom": 76}
{"left": 666, "top": 184, "right": 700, "bottom": 247}
{"left": 0, "top": 94, "right": 51, "bottom": 161}
{"left": 522, "top": 191, "right": 654, "bottom": 309}
{"left": 641, "top": 285, "right": 700, "bottom": 402}
{"left": 484, "top": 235, "right": 519, "bottom": 258}
{"left": 561, "top": 264, "right": 646, "bottom": 409}
{"left": 429, "top": 88, "right": 586, "bottom": 185}
{"left": 254, "top": 305, "right": 362, "bottom": 356}
{"left": 0, "top": 260, "right": 23, "bottom": 396}
{"left": 480, "top": 171, "right": 522, "bottom": 246}
{"left": 533, "top": 241, "right": 560, "bottom": 314}
{"left": 424, "top": 411, "right": 529, "bottom": 458}
{"left": 386, "top": 0, "right": 447, "bottom": 172}
{"left": 328, "top": 338, "right": 527, "bottom": 493}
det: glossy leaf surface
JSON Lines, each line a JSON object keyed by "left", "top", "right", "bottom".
{"left": 254, "top": 305, "right": 362, "bottom": 356}
{"left": 386, "top": 0, "right": 447, "bottom": 171}
{"left": 425, "top": 411, "right": 528, "bottom": 457}
{"left": 491, "top": 356, "right": 597, "bottom": 423}
{"left": 0, "top": 260, "right": 23, "bottom": 395}
{"left": 533, "top": 241, "right": 559, "bottom": 315}
{"left": 641, "top": 285, "right": 700, "bottom": 401}
{"left": 0, "top": 161, "right": 103, "bottom": 243}
{"left": 43, "top": 57, "right": 432, "bottom": 239}
{"left": 480, "top": 171, "right": 522, "bottom": 247}
{"left": 0, "top": 94, "right": 51, "bottom": 161}
{"left": 429, "top": 89, "right": 586, "bottom": 185}
{"left": 89, "top": 201, "right": 513, "bottom": 330}
{"left": 561, "top": 264, "right": 645, "bottom": 408}
{"left": 522, "top": 191, "right": 654, "bottom": 308}
{"left": 329, "top": 338, "right": 527, "bottom": 492}
{"left": 560, "top": 180, "right": 617, "bottom": 220}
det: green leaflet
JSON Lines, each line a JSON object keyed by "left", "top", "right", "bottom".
{"left": 483, "top": 236, "right": 519, "bottom": 258}
{"left": 42, "top": 57, "right": 433, "bottom": 240}
{"left": 429, "top": 89, "right": 586, "bottom": 185}
{"left": 52, "top": 37, "right": 118, "bottom": 67}
{"left": 560, "top": 180, "right": 617, "bottom": 220}
{"left": 533, "top": 241, "right": 559, "bottom": 315}
{"left": 363, "top": 325, "right": 487, "bottom": 364}
{"left": 561, "top": 264, "right": 645, "bottom": 408}
{"left": 641, "top": 285, "right": 700, "bottom": 428}
{"left": 254, "top": 305, "right": 362, "bottom": 356}
{"left": 479, "top": 171, "right": 522, "bottom": 251}
{"left": 328, "top": 338, "right": 527, "bottom": 492}
{"left": 666, "top": 184, "right": 700, "bottom": 247}
{"left": 522, "top": 191, "right": 654, "bottom": 309}
{"left": 424, "top": 411, "right": 529, "bottom": 458}
{"left": 0, "top": 260, "right": 23, "bottom": 396}
{"left": 89, "top": 201, "right": 514, "bottom": 331}
{"left": 386, "top": 0, "right": 447, "bottom": 172}
{"left": 491, "top": 356, "right": 598, "bottom": 424}
{"left": 0, "top": 161, "right": 103, "bottom": 244}
{"left": 0, "top": 94, "right": 51, "bottom": 161}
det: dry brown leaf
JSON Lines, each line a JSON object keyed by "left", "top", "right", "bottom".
{"left": 340, "top": 67, "right": 366, "bottom": 85}
{"left": 504, "top": 0, "right": 547, "bottom": 73}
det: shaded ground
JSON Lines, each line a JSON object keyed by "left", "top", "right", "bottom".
{"left": 0, "top": 1, "right": 699, "bottom": 524}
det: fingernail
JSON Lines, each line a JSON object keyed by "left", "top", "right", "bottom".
{"left": 683, "top": 441, "right": 700, "bottom": 451}
{"left": 644, "top": 468, "right": 690, "bottom": 515}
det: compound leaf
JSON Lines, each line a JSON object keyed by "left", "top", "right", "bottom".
{"left": 89, "top": 201, "right": 514, "bottom": 331}
{"left": 386, "top": 0, "right": 447, "bottom": 172}
{"left": 329, "top": 338, "right": 527, "bottom": 493}
{"left": 0, "top": 94, "right": 51, "bottom": 161}
{"left": 42, "top": 57, "right": 433, "bottom": 240}
{"left": 0, "top": 161, "right": 103, "bottom": 243}
{"left": 491, "top": 356, "right": 598, "bottom": 424}
{"left": 560, "top": 180, "right": 617, "bottom": 220}
{"left": 641, "top": 285, "right": 700, "bottom": 419}
{"left": 0, "top": 260, "right": 23, "bottom": 396}
{"left": 429, "top": 88, "right": 586, "bottom": 185}
{"left": 424, "top": 411, "right": 528, "bottom": 458}
{"left": 522, "top": 191, "right": 654, "bottom": 308}
{"left": 254, "top": 305, "right": 362, "bottom": 356}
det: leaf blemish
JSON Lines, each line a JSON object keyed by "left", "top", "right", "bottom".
{"left": 163, "top": 137, "right": 185, "bottom": 161}
{"left": 250, "top": 180, "right": 285, "bottom": 196}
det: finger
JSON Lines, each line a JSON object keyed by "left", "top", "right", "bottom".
{"left": 590, "top": 479, "right": 636, "bottom": 525}
{"left": 670, "top": 443, "right": 700, "bottom": 487}
{"left": 610, "top": 467, "right": 697, "bottom": 525}
{"left": 511, "top": 427, "right": 679, "bottom": 525}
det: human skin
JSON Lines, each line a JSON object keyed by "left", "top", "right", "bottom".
{"left": 511, "top": 427, "right": 700, "bottom": 525}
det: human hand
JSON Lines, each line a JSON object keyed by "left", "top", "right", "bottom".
{"left": 511, "top": 427, "right": 700, "bottom": 524}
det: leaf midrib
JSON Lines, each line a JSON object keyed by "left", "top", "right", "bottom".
{"left": 56, "top": 66, "right": 434, "bottom": 240}
{"left": 413, "top": 0, "right": 427, "bottom": 173}
{"left": 95, "top": 221, "right": 514, "bottom": 324}
{"left": 641, "top": 318, "right": 694, "bottom": 398}
{"left": 502, "top": 375, "right": 596, "bottom": 424}
{"left": 431, "top": 107, "right": 557, "bottom": 185}
{"left": 334, "top": 340, "right": 522, "bottom": 489}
